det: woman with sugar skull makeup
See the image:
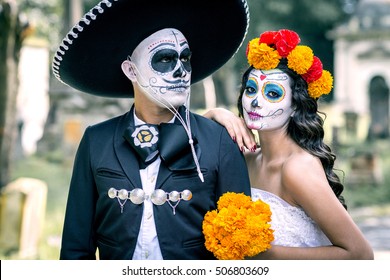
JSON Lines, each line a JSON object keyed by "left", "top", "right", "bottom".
{"left": 53, "top": 0, "right": 251, "bottom": 260}
{"left": 204, "top": 29, "right": 374, "bottom": 259}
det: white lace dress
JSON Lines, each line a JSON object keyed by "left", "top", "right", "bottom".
{"left": 251, "top": 188, "right": 331, "bottom": 247}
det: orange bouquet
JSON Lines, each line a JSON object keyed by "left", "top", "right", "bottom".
{"left": 202, "top": 192, "right": 274, "bottom": 260}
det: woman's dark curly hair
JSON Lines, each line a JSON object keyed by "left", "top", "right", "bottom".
{"left": 237, "top": 60, "right": 347, "bottom": 209}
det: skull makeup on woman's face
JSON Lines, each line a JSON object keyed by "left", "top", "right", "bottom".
{"left": 242, "top": 69, "right": 295, "bottom": 131}
{"left": 130, "top": 28, "right": 192, "bottom": 108}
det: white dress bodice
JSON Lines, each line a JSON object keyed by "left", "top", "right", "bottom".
{"left": 251, "top": 188, "right": 331, "bottom": 247}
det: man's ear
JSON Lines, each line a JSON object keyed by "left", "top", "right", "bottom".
{"left": 121, "top": 60, "right": 137, "bottom": 82}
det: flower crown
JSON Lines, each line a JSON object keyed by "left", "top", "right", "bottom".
{"left": 246, "top": 29, "right": 333, "bottom": 99}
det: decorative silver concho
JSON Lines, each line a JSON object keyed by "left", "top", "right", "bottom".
{"left": 108, "top": 187, "right": 192, "bottom": 215}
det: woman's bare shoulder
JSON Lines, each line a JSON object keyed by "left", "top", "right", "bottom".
{"left": 281, "top": 151, "right": 326, "bottom": 192}
{"left": 283, "top": 150, "right": 322, "bottom": 174}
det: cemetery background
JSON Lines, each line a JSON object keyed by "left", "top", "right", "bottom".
{"left": 1, "top": 0, "right": 390, "bottom": 260}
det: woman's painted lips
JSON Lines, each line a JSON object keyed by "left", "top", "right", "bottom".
{"left": 247, "top": 111, "right": 263, "bottom": 120}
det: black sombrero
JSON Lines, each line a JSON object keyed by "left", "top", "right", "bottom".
{"left": 52, "top": 0, "right": 250, "bottom": 98}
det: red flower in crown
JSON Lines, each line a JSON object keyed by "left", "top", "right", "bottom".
{"left": 274, "top": 29, "right": 300, "bottom": 56}
{"left": 302, "top": 56, "right": 323, "bottom": 83}
{"left": 259, "top": 31, "right": 277, "bottom": 45}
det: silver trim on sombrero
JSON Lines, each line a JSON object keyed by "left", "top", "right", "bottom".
{"left": 235, "top": 0, "right": 250, "bottom": 58}
{"left": 51, "top": 0, "right": 249, "bottom": 86}
{"left": 52, "top": 0, "right": 118, "bottom": 83}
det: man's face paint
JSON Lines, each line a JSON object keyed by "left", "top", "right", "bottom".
{"left": 242, "top": 69, "right": 294, "bottom": 131}
{"left": 131, "top": 28, "right": 192, "bottom": 108}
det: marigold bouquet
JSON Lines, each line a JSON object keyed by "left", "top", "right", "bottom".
{"left": 202, "top": 192, "right": 274, "bottom": 260}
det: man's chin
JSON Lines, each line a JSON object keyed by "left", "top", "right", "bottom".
{"left": 154, "top": 97, "right": 188, "bottom": 109}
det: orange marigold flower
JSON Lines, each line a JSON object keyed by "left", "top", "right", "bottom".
{"left": 307, "top": 70, "right": 333, "bottom": 98}
{"left": 217, "top": 192, "right": 252, "bottom": 210}
{"left": 287, "top": 45, "right": 314, "bottom": 74}
{"left": 247, "top": 40, "right": 281, "bottom": 70}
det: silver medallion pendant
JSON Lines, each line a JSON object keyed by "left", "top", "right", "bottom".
{"left": 151, "top": 189, "right": 167, "bottom": 206}
{"left": 108, "top": 187, "right": 117, "bottom": 199}
{"left": 181, "top": 189, "right": 193, "bottom": 201}
{"left": 169, "top": 191, "right": 180, "bottom": 202}
{"left": 130, "top": 188, "right": 145, "bottom": 204}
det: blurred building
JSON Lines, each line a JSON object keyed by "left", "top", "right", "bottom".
{"left": 328, "top": 0, "right": 390, "bottom": 142}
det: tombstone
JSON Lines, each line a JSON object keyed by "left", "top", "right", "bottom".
{"left": 331, "top": 126, "right": 340, "bottom": 153}
{"left": 0, "top": 178, "right": 47, "bottom": 259}
{"left": 344, "top": 111, "right": 358, "bottom": 138}
{"left": 347, "top": 151, "right": 383, "bottom": 187}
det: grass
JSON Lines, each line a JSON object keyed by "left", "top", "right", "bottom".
{"left": 1, "top": 139, "right": 390, "bottom": 259}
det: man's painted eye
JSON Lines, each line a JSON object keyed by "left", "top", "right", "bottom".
{"left": 151, "top": 49, "right": 178, "bottom": 73}
{"left": 161, "top": 56, "right": 172, "bottom": 63}
{"left": 179, "top": 48, "right": 192, "bottom": 72}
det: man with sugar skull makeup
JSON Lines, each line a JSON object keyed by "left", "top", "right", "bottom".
{"left": 53, "top": 0, "right": 251, "bottom": 260}
{"left": 204, "top": 29, "right": 373, "bottom": 259}
{"left": 122, "top": 28, "right": 193, "bottom": 110}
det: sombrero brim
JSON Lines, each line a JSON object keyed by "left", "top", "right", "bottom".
{"left": 52, "top": 0, "right": 249, "bottom": 98}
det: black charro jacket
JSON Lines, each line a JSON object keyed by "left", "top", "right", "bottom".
{"left": 60, "top": 106, "right": 251, "bottom": 260}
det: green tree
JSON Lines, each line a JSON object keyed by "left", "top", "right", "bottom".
{"left": 0, "top": 0, "right": 61, "bottom": 188}
{"left": 0, "top": 0, "right": 30, "bottom": 188}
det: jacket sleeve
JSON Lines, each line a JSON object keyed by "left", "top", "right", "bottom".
{"left": 60, "top": 127, "right": 98, "bottom": 260}
{"left": 216, "top": 128, "right": 251, "bottom": 199}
